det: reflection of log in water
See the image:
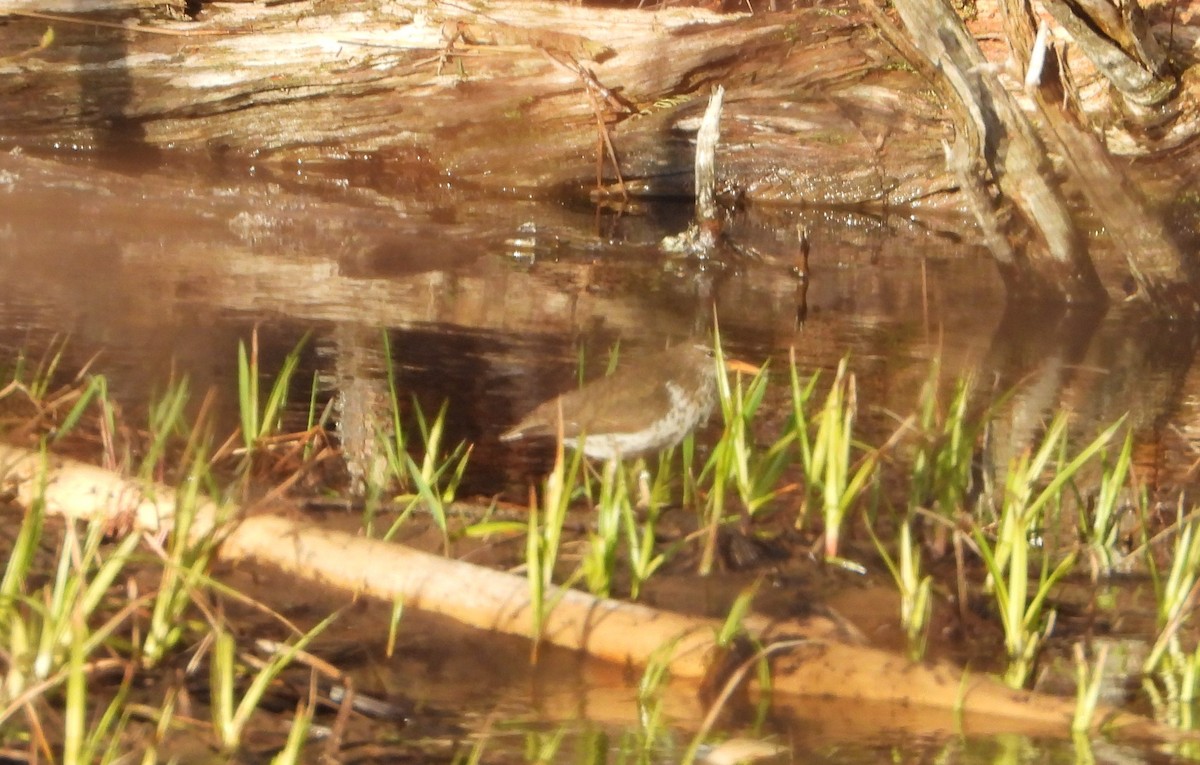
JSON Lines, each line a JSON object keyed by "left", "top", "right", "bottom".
{"left": 980, "top": 303, "right": 1199, "bottom": 506}
{"left": 5, "top": 0, "right": 1198, "bottom": 312}
{"left": 0, "top": 149, "right": 996, "bottom": 495}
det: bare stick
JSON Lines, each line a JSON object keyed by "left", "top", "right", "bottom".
{"left": 694, "top": 84, "right": 723, "bottom": 226}
{"left": 660, "top": 85, "right": 725, "bottom": 256}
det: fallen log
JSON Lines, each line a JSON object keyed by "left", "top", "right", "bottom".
{"left": 0, "top": 441, "right": 1189, "bottom": 741}
{"left": 0, "top": 0, "right": 954, "bottom": 208}
{"left": 4, "top": 0, "right": 1199, "bottom": 312}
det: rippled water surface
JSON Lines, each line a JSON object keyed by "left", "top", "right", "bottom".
{"left": 4, "top": 150, "right": 1200, "bottom": 762}
{"left": 4, "top": 152, "right": 1197, "bottom": 485}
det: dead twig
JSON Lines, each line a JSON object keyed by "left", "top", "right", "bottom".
{"left": 542, "top": 49, "right": 632, "bottom": 197}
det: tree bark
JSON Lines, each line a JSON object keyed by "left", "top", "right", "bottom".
{"left": 0, "top": 0, "right": 952, "bottom": 206}
{"left": 2, "top": 0, "right": 1198, "bottom": 308}
{"left": 887, "top": 0, "right": 1110, "bottom": 304}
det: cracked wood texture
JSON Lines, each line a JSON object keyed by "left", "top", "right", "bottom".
{"left": 0, "top": 0, "right": 951, "bottom": 207}
{"left": 2, "top": 0, "right": 1199, "bottom": 307}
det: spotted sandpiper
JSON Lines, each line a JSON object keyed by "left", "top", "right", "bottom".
{"left": 500, "top": 342, "right": 756, "bottom": 461}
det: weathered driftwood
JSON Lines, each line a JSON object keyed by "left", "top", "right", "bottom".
{"left": 0, "top": 0, "right": 951, "bottom": 208}
{"left": 0, "top": 440, "right": 1190, "bottom": 741}
{"left": 2, "top": 0, "right": 1198, "bottom": 308}
{"left": 885, "top": 0, "right": 1107, "bottom": 304}
{"left": 872, "top": 0, "right": 1199, "bottom": 309}
{"left": 1040, "top": 0, "right": 1175, "bottom": 114}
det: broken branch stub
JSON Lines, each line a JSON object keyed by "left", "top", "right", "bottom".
{"left": 660, "top": 84, "right": 724, "bottom": 257}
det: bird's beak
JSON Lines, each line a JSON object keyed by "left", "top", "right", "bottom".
{"left": 723, "top": 358, "right": 762, "bottom": 376}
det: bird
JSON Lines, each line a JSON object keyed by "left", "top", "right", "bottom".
{"left": 500, "top": 342, "right": 755, "bottom": 461}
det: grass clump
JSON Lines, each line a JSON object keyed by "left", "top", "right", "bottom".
{"left": 237, "top": 329, "right": 307, "bottom": 454}
{"left": 375, "top": 333, "right": 472, "bottom": 546}
{"left": 0, "top": 339, "right": 343, "bottom": 761}
{"left": 10, "top": 322, "right": 1200, "bottom": 760}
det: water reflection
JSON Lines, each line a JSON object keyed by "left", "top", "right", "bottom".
{"left": 1, "top": 150, "right": 1198, "bottom": 498}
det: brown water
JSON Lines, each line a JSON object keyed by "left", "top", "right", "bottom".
{"left": 4, "top": 152, "right": 1197, "bottom": 489}
{"left": 4, "top": 149, "right": 1200, "bottom": 761}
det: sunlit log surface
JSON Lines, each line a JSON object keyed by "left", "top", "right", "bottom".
{"left": 2, "top": 0, "right": 1198, "bottom": 304}
{"left": 3, "top": 0, "right": 1195, "bottom": 193}
{"left": 0, "top": 0, "right": 954, "bottom": 207}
